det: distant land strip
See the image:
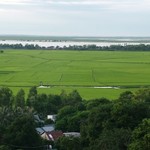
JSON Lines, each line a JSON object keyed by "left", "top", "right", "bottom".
{"left": 0, "top": 43, "right": 150, "bottom": 51}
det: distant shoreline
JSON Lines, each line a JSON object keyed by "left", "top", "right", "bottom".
{"left": 0, "top": 35, "right": 150, "bottom": 43}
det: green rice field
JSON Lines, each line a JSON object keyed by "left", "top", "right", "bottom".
{"left": 0, "top": 50, "right": 150, "bottom": 99}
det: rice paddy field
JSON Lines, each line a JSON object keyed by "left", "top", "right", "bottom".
{"left": 0, "top": 49, "right": 150, "bottom": 100}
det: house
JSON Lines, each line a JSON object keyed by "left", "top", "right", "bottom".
{"left": 36, "top": 127, "right": 45, "bottom": 135}
{"left": 36, "top": 124, "right": 55, "bottom": 135}
{"left": 42, "top": 124, "right": 55, "bottom": 132}
{"left": 63, "top": 132, "right": 80, "bottom": 138}
{"left": 36, "top": 124, "right": 63, "bottom": 141}
{"left": 47, "top": 115, "right": 57, "bottom": 122}
{"left": 41, "top": 131, "right": 64, "bottom": 141}
{"left": 34, "top": 114, "right": 44, "bottom": 124}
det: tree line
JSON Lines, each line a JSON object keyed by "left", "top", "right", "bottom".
{"left": 0, "top": 87, "right": 150, "bottom": 149}
{"left": 1, "top": 43, "right": 150, "bottom": 51}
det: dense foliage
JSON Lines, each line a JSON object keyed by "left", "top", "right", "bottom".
{"left": 1, "top": 43, "right": 150, "bottom": 51}
{"left": 0, "top": 86, "right": 150, "bottom": 149}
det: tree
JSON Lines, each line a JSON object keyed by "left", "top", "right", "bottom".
{"left": 0, "top": 107, "right": 34, "bottom": 145}
{"left": 48, "top": 94, "right": 62, "bottom": 111}
{"left": 67, "top": 111, "right": 89, "bottom": 132}
{"left": 33, "top": 93, "right": 48, "bottom": 116}
{"left": 26, "top": 86, "right": 37, "bottom": 107}
{"left": 135, "top": 89, "right": 150, "bottom": 102}
{"left": 0, "top": 145, "right": 10, "bottom": 150}
{"left": 82, "top": 103, "right": 112, "bottom": 143}
{"left": 129, "top": 119, "right": 150, "bottom": 150}
{"left": 0, "top": 87, "right": 13, "bottom": 107}
{"left": 60, "top": 90, "right": 68, "bottom": 106}
{"left": 55, "top": 136, "right": 81, "bottom": 150}
{"left": 55, "top": 106, "right": 76, "bottom": 131}
{"left": 86, "top": 98, "right": 110, "bottom": 110}
{"left": 119, "top": 91, "right": 134, "bottom": 102}
{"left": 89, "top": 128, "right": 131, "bottom": 150}
{"left": 67, "top": 90, "right": 82, "bottom": 105}
{"left": 28, "top": 86, "right": 37, "bottom": 97}
{"left": 15, "top": 89, "right": 25, "bottom": 108}
{"left": 60, "top": 90, "right": 82, "bottom": 106}
{"left": 3, "top": 115, "right": 43, "bottom": 150}
{"left": 32, "top": 93, "right": 61, "bottom": 116}
{"left": 0, "top": 107, "right": 14, "bottom": 134}
{"left": 57, "top": 106, "right": 76, "bottom": 120}
{"left": 109, "top": 101, "right": 149, "bottom": 129}
{"left": 0, "top": 50, "right": 4, "bottom": 53}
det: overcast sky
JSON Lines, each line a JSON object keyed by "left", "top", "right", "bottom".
{"left": 0, "top": 0, "right": 150, "bottom": 36}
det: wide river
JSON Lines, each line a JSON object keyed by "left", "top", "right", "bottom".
{"left": 0, "top": 40, "right": 150, "bottom": 47}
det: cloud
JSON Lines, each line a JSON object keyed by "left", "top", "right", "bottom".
{"left": 0, "top": 0, "right": 148, "bottom": 6}
{"left": 0, "top": 0, "right": 31, "bottom": 5}
{"left": 0, "top": 0, "right": 150, "bottom": 12}
{"left": 0, "top": 0, "right": 150, "bottom": 36}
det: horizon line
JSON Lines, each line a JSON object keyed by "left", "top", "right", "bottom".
{"left": 0, "top": 34, "right": 150, "bottom": 38}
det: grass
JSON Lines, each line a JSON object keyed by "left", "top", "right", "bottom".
{"left": 0, "top": 50, "right": 150, "bottom": 99}
{"left": 9, "top": 86, "right": 138, "bottom": 100}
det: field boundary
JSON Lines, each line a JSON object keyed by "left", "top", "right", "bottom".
{"left": 1, "top": 84, "right": 150, "bottom": 89}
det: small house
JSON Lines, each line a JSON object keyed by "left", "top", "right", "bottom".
{"left": 41, "top": 131, "right": 64, "bottom": 141}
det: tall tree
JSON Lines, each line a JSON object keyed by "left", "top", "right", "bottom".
{"left": 0, "top": 87, "right": 13, "bottom": 107}
{"left": 135, "top": 89, "right": 150, "bottom": 102}
{"left": 129, "top": 119, "right": 150, "bottom": 150}
{"left": 15, "top": 89, "right": 25, "bottom": 108}
{"left": 3, "top": 115, "right": 43, "bottom": 150}
{"left": 26, "top": 86, "right": 37, "bottom": 107}
{"left": 67, "top": 90, "right": 82, "bottom": 105}
{"left": 56, "top": 136, "right": 81, "bottom": 150}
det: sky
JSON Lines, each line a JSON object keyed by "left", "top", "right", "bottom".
{"left": 0, "top": 0, "right": 150, "bottom": 36}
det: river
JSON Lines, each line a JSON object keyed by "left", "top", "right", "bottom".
{"left": 0, "top": 40, "right": 150, "bottom": 48}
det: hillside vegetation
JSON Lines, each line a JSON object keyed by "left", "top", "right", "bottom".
{"left": 0, "top": 87, "right": 150, "bottom": 150}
